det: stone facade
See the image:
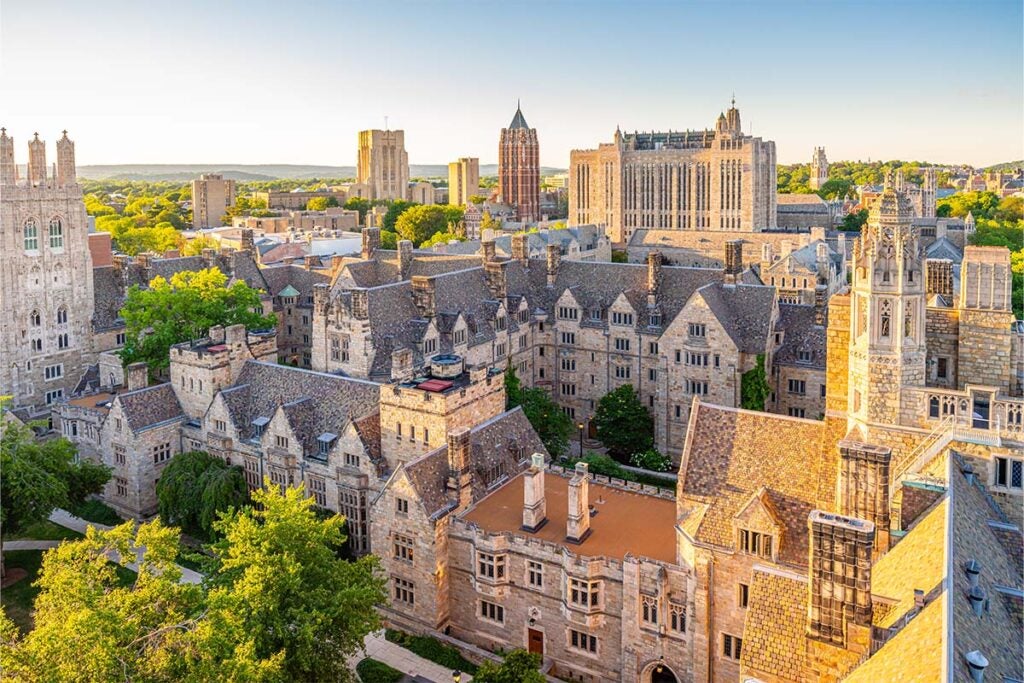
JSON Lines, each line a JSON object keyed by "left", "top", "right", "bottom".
{"left": 498, "top": 105, "right": 540, "bottom": 223}
{"left": 0, "top": 130, "right": 96, "bottom": 412}
{"left": 448, "top": 157, "right": 480, "bottom": 206}
{"left": 569, "top": 103, "right": 777, "bottom": 243}
{"left": 191, "top": 173, "right": 236, "bottom": 228}
{"left": 358, "top": 129, "right": 409, "bottom": 201}
{"left": 810, "top": 147, "right": 828, "bottom": 190}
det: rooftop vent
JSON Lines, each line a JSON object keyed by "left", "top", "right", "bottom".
{"left": 961, "top": 463, "right": 976, "bottom": 485}
{"left": 965, "top": 650, "right": 988, "bottom": 683}
{"left": 965, "top": 559, "right": 982, "bottom": 589}
{"left": 967, "top": 586, "right": 987, "bottom": 617}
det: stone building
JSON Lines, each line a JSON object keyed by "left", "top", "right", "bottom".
{"left": 809, "top": 146, "right": 828, "bottom": 190}
{"left": 431, "top": 224, "right": 612, "bottom": 263}
{"left": 569, "top": 102, "right": 777, "bottom": 243}
{"left": 254, "top": 189, "right": 348, "bottom": 211}
{"left": 498, "top": 104, "right": 540, "bottom": 223}
{"left": 775, "top": 193, "right": 833, "bottom": 231}
{"left": 407, "top": 181, "right": 436, "bottom": 205}
{"left": 449, "top": 157, "right": 480, "bottom": 206}
{"left": 191, "top": 173, "right": 236, "bottom": 228}
{"left": 758, "top": 233, "right": 847, "bottom": 305}
{"left": 0, "top": 130, "right": 96, "bottom": 413}
{"left": 358, "top": 129, "right": 409, "bottom": 201}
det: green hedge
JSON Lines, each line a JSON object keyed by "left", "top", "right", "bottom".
{"left": 356, "top": 658, "right": 404, "bottom": 683}
{"left": 385, "top": 628, "right": 478, "bottom": 674}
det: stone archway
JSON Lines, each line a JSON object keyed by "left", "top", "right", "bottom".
{"left": 641, "top": 661, "right": 679, "bottom": 683}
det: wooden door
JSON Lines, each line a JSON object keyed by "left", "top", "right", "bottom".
{"left": 527, "top": 628, "right": 544, "bottom": 656}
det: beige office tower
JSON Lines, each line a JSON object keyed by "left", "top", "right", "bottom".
{"left": 448, "top": 157, "right": 480, "bottom": 206}
{"left": 192, "top": 173, "right": 236, "bottom": 228}
{"left": 358, "top": 129, "right": 409, "bottom": 201}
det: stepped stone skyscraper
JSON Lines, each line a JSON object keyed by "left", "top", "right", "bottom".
{"left": 498, "top": 103, "right": 540, "bottom": 222}
{"left": 358, "top": 129, "right": 409, "bottom": 201}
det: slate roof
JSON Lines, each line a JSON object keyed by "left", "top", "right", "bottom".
{"left": 774, "top": 304, "right": 826, "bottom": 369}
{"left": 508, "top": 105, "right": 529, "bottom": 130}
{"left": 92, "top": 266, "right": 125, "bottom": 331}
{"left": 696, "top": 283, "right": 776, "bottom": 354}
{"left": 925, "top": 236, "right": 964, "bottom": 263}
{"left": 678, "top": 402, "right": 830, "bottom": 567}
{"left": 402, "top": 407, "right": 547, "bottom": 519}
{"left": 261, "top": 264, "right": 329, "bottom": 305}
{"left": 741, "top": 568, "right": 809, "bottom": 680}
{"left": 116, "top": 384, "right": 184, "bottom": 432}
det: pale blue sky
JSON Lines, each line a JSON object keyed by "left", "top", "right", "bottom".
{"left": 1, "top": 0, "right": 1021, "bottom": 167}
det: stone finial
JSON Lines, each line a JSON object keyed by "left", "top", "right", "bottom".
{"left": 522, "top": 452, "right": 547, "bottom": 532}
{"left": 566, "top": 462, "right": 591, "bottom": 543}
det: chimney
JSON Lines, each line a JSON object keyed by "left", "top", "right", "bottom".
{"left": 837, "top": 440, "right": 891, "bottom": 557}
{"left": 806, "top": 511, "right": 874, "bottom": 646}
{"left": 965, "top": 560, "right": 982, "bottom": 589}
{"left": 411, "top": 276, "right": 436, "bottom": 318}
{"left": 926, "top": 259, "right": 954, "bottom": 300}
{"left": 112, "top": 254, "right": 129, "bottom": 273}
{"left": 511, "top": 232, "right": 528, "bottom": 263}
{"left": 799, "top": 234, "right": 811, "bottom": 249}
{"left": 814, "top": 284, "right": 828, "bottom": 326}
{"left": 224, "top": 324, "right": 246, "bottom": 346}
{"left": 135, "top": 252, "right": 153, "bottom": 270}
{"left": 240, "top": 228, "right": 255, "bottom": 255}
{"left": 647, "top": 251, "right": 663, "bottom": 306}
{"left": 484, "top": 259, "right": 508, "bottom": 300}
{"left": 546, "top": 244, "right": 560, "bottom": 287}
{"left": 816, "top": 242, "right": 829, "bottom": 272}
{"left": 125, "top": 362, "right": 148, "bottom": 391}
{"left": 391, "top": 347, "right": 414, "bottom": 383}
{"left": 521, "top": 453, "right": 548, "bottom": 532}
{"left": 724, "top": 240, "right": 743, "bottom": 283}
{"left": 398, "top": 239, "right": 413, "bottom": 280}
{"left": 208, "top": 325, "right": 226, "bottom": 344}
{"left": 761, "top": 242, "right": 774, "bottom": 264}
{"left": 350, "top": 289, "right": 369, "bottom": 320}
{"left": 201, "top": 248, "right": 217, "bottom": 268}
{"left": 482, "top": 239, "right": 497, "bottom": 263}
{"left": 361, "top": 227, "right": 380, "bottom": 260}
{"left": 313, "top": 283, "right": 329, "bottom": 311}
{"left": 447, "top": 427, "right": 473, "bottom": 511}
{"left": 965, "top": 651, "right": 989, "bottom": 683}
{"left": 566, "top": 462, "right": 591, "bottom": 543}
{"left": 810, "top": 226, "right": 826, "bottom": 242}
{"left": 303, "top": 255, "right": 318, "bottom": 270}
{"left": 968, "top": 586, "right": 987, "bottom": 617}
{"left": 330, "top": 255, "right": 345, "bottom": 273}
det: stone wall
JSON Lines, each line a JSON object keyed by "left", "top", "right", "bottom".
{"left": 958, "top": 309, "right": 1015, "bottom": 394}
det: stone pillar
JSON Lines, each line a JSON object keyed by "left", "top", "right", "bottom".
{"left": 814, "top": 284, "right": 828, "bottom": 327}
{"left": 125, "top": 362, "right": 148, "bottom": 392}
{"left": 511, "top": 233, "right": 528, "bottom": 263}
{"left": 398, "top": 240, "right": 413, "bottom": 280}
{"left": 521, "top": 453, "right": 547, "bottom": 532}
{"left": 647, "top": 250, "right": 663, "bottom": 306}
{"left": 724, "top": 240, "right": 743, "bottom": 282}
{"left": 806, "top": 511, "right": 874, "bottom": 646}
{"left": 836, "top": 440, "right": 892, "bottom": 556}
{"left": 484, "top": 260, "right": 508, "bottom": 301}
{"left": 411, "top": 276, "right": 436, "bottom": 318}
{"left": 201, "top": 248, "right": 217, "bottom": 269}
{"left": 361, "top": 227, "right": 380, "bottom": 261}
{"left": 447, "top": 427, "right": 473, "bottom": 512}
{"left": 0, "top": 129, "right": 14, "bottom": 186}
{"left": 482, "top": 239, "right": 496, "bottom": 263}
{"left": 566, "top": 462, "right": 591, "bottom": 543}
{"left": 391, "top": 348, "right": 414, "bottom": 383}
{"left": 546, "top": 244, "right": 560, "bottom": 287}
{"left": 27, "top": 133, "right": 46, "bottom": 186}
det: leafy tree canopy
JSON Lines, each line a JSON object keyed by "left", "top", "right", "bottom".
{"left": 382, "top": 200, "right": 418, "bottom": 232}
{"left": 181, "top": 234, "right": 220, "bottom": 256}
{"left": 593, "top": 384, "right": 654, "bottom": 460}
{"left": 157, "top": 451, "right": 248, "bottom": 541}
{"left": 120, "top": 268, "right": 277, "bottom": 375}
{"left": 395, "top": 205, "right": 464, "bottom": 246}
{"left": 505, "top": 365, "right": 573, "bottom": 458}
{"left": 473, "top": 650, "right": 545, "bottom": 683}
{"left": 419, "top": 230, "right": 466, "bottom": 249}
{"left": 305, "top": 196, "right": 339, "bottom": 211}
{"left": 840, "top": 209, "right": 869, "bottom": 233}
{"left": 343, "top": 197, "right": 371, "bottom": 220}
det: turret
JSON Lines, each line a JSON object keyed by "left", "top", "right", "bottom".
{"left": 27, "top": 132, "right": 46, "bottom": 186}
{"left": 0, "top": 128, "right": 14, "bottom": 186}
{"left": 56, "top": 130, "right": 76, "bottom": 186}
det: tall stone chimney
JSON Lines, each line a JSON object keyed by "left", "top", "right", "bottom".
{"left": 724, "top": 240, "right": 743, "bottom": 283}
{"left": 482, "top": 239, "right": 497, "bottom": 263}
{"left": 647, "top": 251, "right": 663, "bottom": 306}
{"left": 521, "top": 453, "right": 547, "bottom": 532}
{"left": 447, "top": 427, "right": 473, "bottom": 511}
{"left": 806, "top": 511, "right": 874, "bottom": 646}
{"left": 411, "top": 276, "right": 436, "bottom": 318}
{"left": 816, "top": 242, "right": 829, "bottom": 275}
{"left": 201, "top": 248, "right": 218, "bottom": 269}
{"left": 350, "top": 289, "right": 369, "bottom": 319}
{"left": 837, "top": 440, "right": 891, "bottom": 556}
{"left": 814, "top": 284, "right": 828, "bottom": 326}
{"left": 398, "top": 239, "right": 413, "bottom": 280}
{"left": 484, "top": 259, "right": 508, "bottom": 301}
{"left": 391, "top": 347, "right": 414, "bottom": 383}
{"left": 240, "top": 228, "right": 255, "bottom": 255}
{"left": 566, "top": 462, "right": 591, "bottom": 543}
{"left": 761, "top": 242, "right": 774, "bottom": 263}
{"left": 511, "top": 232, "right": 529, "bottom": 263}
{"left": 125, "top": 362, "right": 149, "bottom": 391}
{"left": 926, "top": 259, "right": 954, "bottom": 300}
{"left": 361, "top": 227, "right": 380, "bottom": 261}
{"left": 546, "top": 244, "right": 560, "bottom": 287}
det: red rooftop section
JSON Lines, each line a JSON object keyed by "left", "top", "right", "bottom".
{"left": 417, "top": 378, "right": 453, "bottom": 392}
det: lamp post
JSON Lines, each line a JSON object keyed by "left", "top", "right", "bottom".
{"left": 452, "top": 671, "right": 461, "bottom": 683}
{"left": 576, "top": 421, "right": 585, "bottom": 456}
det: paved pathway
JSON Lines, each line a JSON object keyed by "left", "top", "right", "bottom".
{"left": 1, "top": 540, "right": 61, "bottom": 551}
{"left": 47, "top": 509, "right": 204, "bottom": 584}
{"left": 353, "top": 631, "right": 474, "bottom": 683}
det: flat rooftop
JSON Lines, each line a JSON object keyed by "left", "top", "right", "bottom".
{"left": 68, "top": 392, "right": 116, "bottom": 413}
{"left": 461, "top": 471, "right": 677, "bottom": 564}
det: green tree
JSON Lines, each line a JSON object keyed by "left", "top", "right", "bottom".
{"left": 816, "top": 178, "right": 853, "bottom": 201}
{"left": 840, "top": 209, "right": 869, "bottom": 233}
{"left": 305, "top": 196, "right": 339, "bottom": 211}
{"left": 120, "top": 268, "right": 277, "bottom": 376}
{"left": 114, "top": 224, "right": 185, "bottom": 256}
{"left": 203, "top": 483, "right": 385, "bottom": 682}
{"left": 468, "top": 194, "right": 487, "bottom": 205}
{"left": 473, "top": 650, "right": 545, "bottom": 683}
{"left": 380, "top": 230, "right": 398, "bottom": 250}
{"left": 592, "top": 385, "right": 654, "bottom": 461}
{"left": 157, "top": 451, "right": 248, "bottom": 541}
{"left": 182, "top": 234, "right": 220, "bottom": 256}
{"left": 419, "top": 231, "right": 465, "bottom": 248}
{"left": 611, "top": 250, "right": 628, "bottom": 263}
{"left": 505, "top": 367, "right": 572, "bottom": 457}
{"left": 343, "top": 197, "right": 371, "bottom": 220}
{"left": 395, "top": 205, "right": 453, "bottom": 246}
{"left": 382, "top": 200, "right": 417, "bottom": 232}
{"left": 84, "top": 194, "right": 116, "bottom": 217}
{"left": 481, "top": 211, "right": 501, "bottom": 233}
{"left": 0, "top": 421, "right": 109, "bottom": 544}
{"left": 740, "top": 354, "right": 771, "bottom": 411}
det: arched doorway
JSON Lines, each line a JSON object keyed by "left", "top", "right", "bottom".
{"left": 643, "top": 661, "right": 678, "bottom": 683}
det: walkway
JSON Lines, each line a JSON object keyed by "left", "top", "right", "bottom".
{"left": 354, "top": 631, "right": 474, "bottom": 683}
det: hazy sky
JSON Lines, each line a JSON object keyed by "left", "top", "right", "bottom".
{"left": 1, "top": 0, "right": 1021, "bottom": 168}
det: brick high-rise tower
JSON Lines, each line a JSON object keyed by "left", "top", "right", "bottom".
{"left": 498, "top": 103, "right": 539, "bottom": 223}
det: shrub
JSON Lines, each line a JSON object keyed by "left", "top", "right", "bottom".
{"left": 567, "top": 452, "right": 634, "bottom": 481}
{"left": 629, "top": 448, "right": 672, "bottom": 472}
{"left": 356, "top": 658, "right": 404, "bottom": 683}
{"left": 384, "top": 629, "right": 478, "bottom": 674}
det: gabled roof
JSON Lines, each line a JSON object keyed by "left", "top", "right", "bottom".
{"left": 116, "top": 384, "right": 184, "bottom": 432}
{"left": 774, "top": 304, "right": 825, "bottom": 369}
{"left": 695, "top": 282, "right": 776, "bottom": 354}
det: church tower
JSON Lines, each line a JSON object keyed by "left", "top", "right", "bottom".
{"left": 848, "top": 172, "right": 926, "bottom": 429}
{"left": 921, "top": 167, "right": 937, "bottom": 218}
{"left": 810, "top": 147, "right": 829, "bottom": 190}
{"left": 498, "top": 103, "right": 540, "bottom": 223}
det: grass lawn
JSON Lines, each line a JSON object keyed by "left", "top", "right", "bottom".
{"left": 3, "top": 520, "right": 83, "bottom": 542}
{"left": 68, "top": 499, "right": 124, "bottom": 526}
{"left": 2, "top": 548, "right": 137, "bottom": 634}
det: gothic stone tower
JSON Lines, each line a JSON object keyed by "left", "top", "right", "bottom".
{"left": 848, "top": 173, "right": 926, "bottom": 430}
{"left": 810, "top": 146, "right": 829, "bottom": 190}
{"left": 0, "top": 130, "right": 95, "bottom": 411}
{"left": 498, "top": 103, "right": 540, "bottom": 223}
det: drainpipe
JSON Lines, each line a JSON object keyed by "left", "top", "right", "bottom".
{"left": 706, "top": 556, "right": 716, "bottom": 683}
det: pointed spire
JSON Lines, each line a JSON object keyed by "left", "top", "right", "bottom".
{"left": 508, "top": 102, "right": 529, "bottom": 130}
{"left": 731, "top": 92, "right": 736, "bottom": 109}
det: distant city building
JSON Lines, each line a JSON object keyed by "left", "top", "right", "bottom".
{"left": 256, "top": 189, "right": 347, "bottom": 211}
{"left": 407, "top": 181, "right": 436, "bottom": 205}
{"left": 569, "top": 100, "right": 778, "bottom": 243}
{"left": 358, "top": 129, "right": 409, "bottom": 201}
{"left": 810, "top": 145, "right": 828, "bottom": 190}
{"left": 776, "top": 193, "right": 833, "bottom": 231}
{"left": 191, "top": 173, "right": 236, "bottom": 229}
{"left": 448, "top": 157, "right": 480, "bottom": 206}
{"left": 498, "top": 104, "right": 540, "bottom": 223}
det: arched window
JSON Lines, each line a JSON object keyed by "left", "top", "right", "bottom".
{"left": 56, "top": 307, "right": 68, "bottom": 325}
{"left": 49, "top": 217, "right": 64, "bottom": 249}
{"left": 30, "top": 310, "right": 41, "bottom": 326}
{"left": 23, "top": 218, "right": 39, "bottom": 251}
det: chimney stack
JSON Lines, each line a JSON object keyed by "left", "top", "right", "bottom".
{"left": 482, "top": 239, "right": 497, "bottom": 263}
{"left": 724, "top": 240, "right": 743, "bottom": 283}
{"left": 350, "top": 289, "right": 369, "bottom": 320}
{"left": 926, "top": 259, "right": 954, "bottom": 300}
{"left": 391, "top": 347, "right": 414, "bottom": 383}
{"left": 361, "top": 227, "right": 380, "bottom": 260}
{"left": 806, "top": 511, "right": 874, "bottom": 646}
{"left": 761, "top": 242, "right": 774, "bottom": 264}
{"left": 411, "top": 276, "right": 436, "bottom": 318}
{"left": 201, "top": 247, "right": 217, "bottom": 268}
{"left": 566, "top": 462, "right": 591, "bottom": 543}
{"left": 447, "top": 427, "right": 473, "bottom": 511}
{"left": 398, "top": 239, "right": 413, "bottom": 280}
{"left": 814, "top": 284, "right": 828, "bottom": 326}
{"left": 521, "top": 453, "right": 547, "bottom": 532}
{"left": 546, "top": 244, "right": 560, "bottom": 287}
{"left": 647, "top": 251, "right": 663, "bottom": 306}
{"left": 240, "top": 228, "right": 255, "bottom": 255}
{"left": 125, "top": 362, "right": 148, "bottom": 392}
{"left": 484, "top": 259, "right": 508, "bottom": 300}
{"left": 836, "top": 440, "right": 891, "bottom": 556}
{"left": 511, "top": 232, "right": 529, "bottom": 263}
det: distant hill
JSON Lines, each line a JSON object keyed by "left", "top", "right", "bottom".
{"left": 76, "top": 163, "right": 568, "bottom": 182}
{"left": 982, "top": 160, "right": 1023, "bottom": 172}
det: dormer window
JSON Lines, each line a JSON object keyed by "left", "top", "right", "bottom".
{"left": 495, "top": 315, "right": 507, "bottom": 331}
{"left": 738, "top": 528, "right": 774, "bottom": 560}
{"left": 649, "top": 312, "right": 662, "bottom": 327}
{"left": 558, "top": 306, "right": 579, "bottom": 321}
{"left": 251, "top": 416, "right": 269, "bottom": 438}
{"left": 518, "top": 309, "right": 529, "bottom": 324}
{"left": 797, "top": 350, "right": 814, "bottom": 364}
{"left": 317, "top": 432, "right": 337, "bottom": 457}
{"left": 453, "top": 329, "right": 466, "bottom": 345}
{"left": 423, "top": 337, "right": 437, "bottom": 355}
{"left": 612, "top": 311, "right": 634, "bottom": 326}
